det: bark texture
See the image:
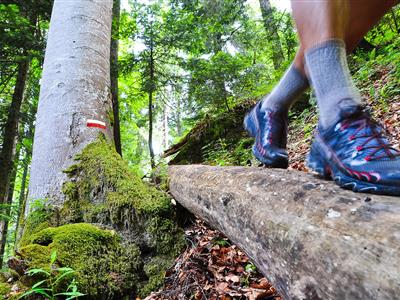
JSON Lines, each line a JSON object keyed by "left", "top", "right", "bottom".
{"left": 169, "top": 165, "right": 400, "bottom": 300}
{"left": 29, "top": 0, "right": 114, "bottom": 206}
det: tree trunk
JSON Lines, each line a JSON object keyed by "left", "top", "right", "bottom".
{"left": 258, "top": 0, "right": 285, "bottom": 70}
{"left": 111, "top": 0, "right": 122, "bottom": 155}
{"left": 162, "top": 104, "right": 169, "bottom": 150}
{"left": 176, "top": 96, "right": 182, "bottom": 137}
{"left": 0, "top": 60, "right": 29, "bottom": 210}
{"left": 169, "top": 165, "right": 400, "bottom": 300}
{"left": 13, "top": 155, "right": 28, "bottom": 250}
{"left": 148, "top": 37, "right": 156, "bottom": 169}
{"left": 0, "top": 146, "right": 21, "bottom": 267}
{"left": 148, "top": 91, "right": 155, "bottom": 169}
{"left": 28, "top": 0, "right": 114, "bottom": 208}
{"left": 11, "top": 3, "right": 184, "bottom": 298}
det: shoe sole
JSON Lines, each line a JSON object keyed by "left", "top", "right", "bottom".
{"left": 244, "top": 111, "right": 288, "bottom": 169}
{"left": 307, "top": 141, "right": 400, "bottom": 196}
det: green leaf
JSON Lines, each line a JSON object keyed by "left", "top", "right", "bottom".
{"left": 26, "top": 268, "right": 51, "bottom": 276}
{"left": 56, "top": 267, "right": 74, "bottom": 273}
{"left": 31, "top": 280, "right": 47, "bottom": 289}
{"left": 50, "top": 250, "right": 57, "bottom": 264}
{"left": 31, "top": 289, "right": 52, "bottom": 298}
{"left": 54, "top": 270, "right": 75, "bottom": 285}
{"left": 55, "top": 291, "right": 86, "bottom": 300}
{"left": 19, "top": 288, "right": 52, "bottom": 299}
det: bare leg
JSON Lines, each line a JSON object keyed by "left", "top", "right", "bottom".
{"left": 293, "top": 0, "right": 398, "bottom": 74}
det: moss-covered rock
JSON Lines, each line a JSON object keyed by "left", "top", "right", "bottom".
{"left": 17, "top": 196, "right": 59, "bottom": 247}
{"left": 19, "top": 223, "right": 141, "bottom": 299}
{"left": 16, "top": 135, "right": 185, "bottom": 299}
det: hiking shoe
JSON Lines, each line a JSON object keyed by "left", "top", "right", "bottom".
{"left": 244, "top": 101, "right": 289, "bottom": 168}
{"left": 307, "top": 107, "right": 400, "bottom": 195}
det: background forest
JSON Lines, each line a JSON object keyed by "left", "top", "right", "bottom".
{"left": 0, "top": 0, "right": 399, "bottom": 298}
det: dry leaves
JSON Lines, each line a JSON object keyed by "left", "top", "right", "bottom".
{"left": 144, "top": 219, "right": 281, "bottom": 300}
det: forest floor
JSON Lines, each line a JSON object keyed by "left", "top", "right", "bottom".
{"left": 144, "top": 218, "right": 281, "bottom": 300}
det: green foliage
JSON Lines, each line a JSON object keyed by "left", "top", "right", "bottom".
{"left": 211, "top": 237, "right": 231, "bottom": 247}
{"left": 352, "top": 26, "right": 400, "bottom": 114}
{"left": 118, "top": 0, "right": 298, "bottom": 169}
{"left": 19, "top": 250, "right": 85, "bottom": 300}
{"left": 244, "top": 262, "right": 257, "bottom": 273}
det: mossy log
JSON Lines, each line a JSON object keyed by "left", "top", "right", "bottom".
{"left": 169, "top": 165, "right": 400, "bottom": 300}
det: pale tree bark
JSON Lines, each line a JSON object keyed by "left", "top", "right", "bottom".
{"left": 111, "top": 0, "right": 122, "bottom": 155}
{"left": 28, "top": 0, "right": 114, "bottom": 208}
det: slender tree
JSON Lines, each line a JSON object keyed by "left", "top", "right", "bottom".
{"left": 0, "top": 143, "right": 21, "bottom": 266}
{"left": 13, "top": 151, "right": 29, "bottom": 249}
{"left": 258, "top": 0, "right": 285, "bottom": 69}
{"left": 28, "top": 0, "right": 113, "bottom": 206}
{"left": 111, "top": 0, "right": 122, "bottom": 155}
{"left": 148, "top": 32, "right": 156, "bottom": 169}
{"left": 0, "top": 59, "right": 29, "bottom": 220}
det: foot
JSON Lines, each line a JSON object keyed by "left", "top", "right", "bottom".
{"left": 307, "top": 107, "right": 400, "bottom": 196}
{"left": 244, "top": 101, "right": 289, "bottom": 168}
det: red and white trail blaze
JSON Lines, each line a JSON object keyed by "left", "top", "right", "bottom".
{"left": 86, "top": 119, "right": 106, "bottom": 129}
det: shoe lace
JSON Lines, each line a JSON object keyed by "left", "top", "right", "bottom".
{"left": 340, "top": 114, "right": 400, "bottom": 161}
{"left": 263, "top": 110, "right": 287, "bottom": 147}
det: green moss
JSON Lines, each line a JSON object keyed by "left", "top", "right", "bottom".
{"left": 107, "top": 109, "right": 115, "bottom": 127}
{"left": 0, "top": 282, "right": 10, "bottom": 299}
{"left": 148, "top": 217, "right": 186, "bottom": 256}
{"left": 18, "top": 204, "right": 58, "bottom": 247}
{"left": 18, "top": 135, "right": 185, "bottom": 299}
{"left": 62, "top": 135, "right": 172, "bottom": 217}
{"left": 20, "top": 223, "right": 141, "bottom": 298}
{"left": 19, "top": 244, "right": 51, "bottom": 270}
{"left": 139, "top": 256, "right": 174, "bottom": 298}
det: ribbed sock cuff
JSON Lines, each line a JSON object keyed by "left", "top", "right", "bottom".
{"left": 261, "top": 63, "right": 309, "bottom": 112}
{"left": 305, "top": 39, "right": 362, "bottom": 128}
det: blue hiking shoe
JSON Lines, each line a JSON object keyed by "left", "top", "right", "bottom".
{"left": 307, "top": 107, "right": 400, "bottom": 196}
{"left": 244, "top": 101, "right": 289, "bottom": 168}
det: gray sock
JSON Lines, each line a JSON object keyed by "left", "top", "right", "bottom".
{"left": 305, "top": 39, "right": 362, "bottom": 129}
{"left": 260, "top": 64, "right": 309, "bottom": 112}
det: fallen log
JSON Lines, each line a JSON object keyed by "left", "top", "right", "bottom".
{"left": 169, "top": 165, "right": 400, "bottom": 300}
